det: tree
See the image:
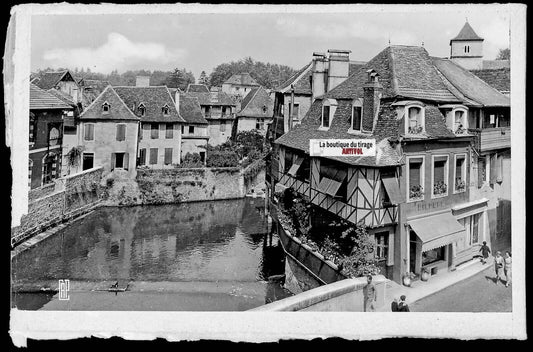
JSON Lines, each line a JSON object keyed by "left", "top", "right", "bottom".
{"left": 496, "top": 48, "right": 510, "bottom": 60}
{"left": 165, "top": 68, "right": 195, "bottom": 90}
{"left": 198, "top": 71, "right": 209, "bottom": 86}
{"left": 337, "top": 222, "right": 381, "bottom": 277}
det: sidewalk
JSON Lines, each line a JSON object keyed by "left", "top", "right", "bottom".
{"left": 377, "top": 256, "right": 496, "bottom": 311}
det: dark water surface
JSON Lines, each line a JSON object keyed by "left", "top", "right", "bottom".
{"left": 12, "top": 198, "right": 292, "bottom": 311}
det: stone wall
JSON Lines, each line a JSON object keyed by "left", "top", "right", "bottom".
{"left": 11, "top": 167, "right": 104, "bottom": 247}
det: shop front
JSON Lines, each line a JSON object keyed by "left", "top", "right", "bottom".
{"left": 406, "top": 210, "right": 466, "bottom": 279}
{"left": 451, "top": 198, "right": 489, "bottom": 266}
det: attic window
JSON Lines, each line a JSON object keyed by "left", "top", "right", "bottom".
{"left": 162, "top": 104, "right": 170, "bottom": 115}
{"left": 453, "top": 108, "right": 468, "bottom": 134}
{"left": 102, "top": 102, "right": 110, "bottom": 113}
{"left": 405, "top": 105, "right": 425, "bottom": 135}
{"left": 262, "top": 105, "right": 267, "bottom": 114}
{"left": 138, "top": 103, "right": 146, "bottom": 116}
{"left": 349, "top": 99, "right": 363, "bottom": 133}
{"left": 320, "top": 99, "right": 337, "bottom": 130}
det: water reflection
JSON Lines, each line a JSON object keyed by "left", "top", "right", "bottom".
{"left": 12, "top": 198, "right": 293, "bottom": 310}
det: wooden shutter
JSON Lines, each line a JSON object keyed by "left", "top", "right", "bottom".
{"left": 151, "top": 124, "right": 159, "bottom": 139}
{"left": 111, "top": 153, "right": 116, "bottom": 170}
{"left": 387, "top": 232, "right": 394, "bottom": 266}
{"left": 164, "top": 148, "right": 173, "bottom": 165}
{"left": 456, "top": 156, "right": 464, "bottom": 180}
{"left": 150, "top": 148, "right": 158, "bottom": 165}
{"left": 489, "top": 153, "right": 497, "bottom": 185}
{"left": 124, "top": 153, "right": 129, "bottom": 170}
{"left": 116, "top": 124, "right": 126, "bottom": 141}
{"left": 496, "top": 154, "right": 503, "bottom": 182}
{"left": 434, "top": 160, "right": 445, "bottom": 184}
{"left": 477, "top": 157, "right": 485, "bottom": 188}
{"left": 139, "top": 148, "right": 146, "bottom": 166}
{"left": 166, "top": 123, "right": 174, "bottom": 139}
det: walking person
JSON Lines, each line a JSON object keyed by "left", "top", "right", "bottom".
{"left": 391, "top": 297, "right": 399, "bottom": 312}
{"left": 494, "top": 251, "right": 504, "bottom": 284}
{"left": 363, "top": 275, "right": 376, "bottom": 312}
{"left": 479, "top": 241, "right": 491, "bottom": 264}
{"left": 504, "top": 251, "right": 512, "bottom": 287}
{"left": 398, "top": 295, "right": 410, "bottom": 312}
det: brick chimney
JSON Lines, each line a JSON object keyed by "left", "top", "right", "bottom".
{"left": 174, "top": 90, "right": 180, "bottom": 113}
{"left": 327, "top": 49, "right": 351, "bottom": 91}
{"left": 135, "top": 75, "right": 150, "bottom": 87}
{"left": 311, "top": 52, "right": 327, "bottom": 100}
{"left": 362, "top": 69, "right": 382, "bottom": 132}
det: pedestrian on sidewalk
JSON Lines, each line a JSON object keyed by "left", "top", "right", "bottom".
{"left": 494, "top": 251, "right": 504, "bottom": 284}
{"left": 363, "top": 275, "right": 376, "bottom": 312}
{"left": 479, "top": 241, "right": 491, "bottom": 264}
{"left": 391, "top": 297, "right": 399, "bottom": 312}
{"left": 504, "top": 251, "right": 512, "bottom": 287}
{"left": 398, "top": 295, "right": 410, "bottom": 312}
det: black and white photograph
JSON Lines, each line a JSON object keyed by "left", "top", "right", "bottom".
{"left": 6, "top": 3, "right": 526, "bottom": 345}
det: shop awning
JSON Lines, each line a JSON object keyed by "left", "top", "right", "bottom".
{"left": 381, "top": 174, "right": 404, "bottom": 204}
{"left": 408, "top": 212, "right": 466, "bottom": 252}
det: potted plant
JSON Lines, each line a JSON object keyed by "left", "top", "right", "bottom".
{"left": 409, "top": 185, "right": 424, "bottom": 200}
{"left": 421, "top": 268, "right": 430, "bottom": 281}
{"left": 433, "top": 181, "right": 447, "bottom": 195}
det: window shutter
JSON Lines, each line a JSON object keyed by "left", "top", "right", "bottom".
{"left": 111, "top": 153, "right": 116, "bottom": 170}
{"left": 164, "top": 148, "right": 173, "bottom": 165}
{"left": 477, "top": 157, "right": 485, "bottom": 188}
{"left": 489, "top": 153, "right": 497, "bottom": 184}
{"left": 409, "top": 162, "right": 421, "bottom": 188}
{"left": 166, "top": 124, "right": 174, "bottom": 139}
{"left": 139, "top": 149, "right": 146, "bottom": 166}
{"left": 434, "top": 160, "right": 445, "bottom": 184}
{"left": 496, "top": 154, "right": 503, "bottom": 182}
{"left": 116, "top": 125, "right": 126, "bottom": 141}
{"left": 124, "top": 153, "right": 129, "bottom": 170}
{"left": 387, "top": 232, "right": 394, "bottom": 266}
{"left": 150, "top": 148, "right": 158, "bottom": 165}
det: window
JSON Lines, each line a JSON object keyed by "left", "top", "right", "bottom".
{"left": 181, "top": 125, "right": 184, "bottom": 134}
{"left": 407, "top": 106, "right": 424, "bottom": 134}
{"left": 102, "top": 102, "right": 110, "bottom": 113}
{"left": 256, "top": 118, "right": 265, "bottom": 130}
{"left": 139, "top": 148, "right": 146, "bottom": 166}
{"left": 454, "top": 154, "right": 466, "bottom": 193}
{"left": 292, "top": 103, "right": 300, "bottom": 119}
{"left": 322, "top": 105, "right": 330, "bottom": 128}
{"left": 408, "top": 156, "right": 424, "bottom": 201}
{"left": 375, "top": 232, "right": 389, "bottom": 261}
{"left": 432, "top": 155, "right": 449, "bottom": 197}
{"left": 263, "top": 105, "right": 268, "bottom": 114}
{"left": 283, "top": 149, "right": 294, "bottom": 173}
{"left": 151, "top": 123, "right": 159, "bottom": 139}
{"left": 149, "top": 148, "right": 158, "bottom": 165}
{"left": 477, "top": 156, "right": 487, "bottom": 188}
{"left": 166, "top": 123, "right": 174, "bottom": 139}
{"left": 116, "top": 124, "right": 126, "bottom": 141}
{"left": 48, "top": 126, "right": 60, "bottom": 146}
{"left": 164, "top": 148, "right": 173, "bottom": 165}
{"left": 453, "top": 109, "right": 467, "bottom": 134}
{"left": 220, "top": 121, "right": 226, "bottom": 132}
{"left": 28, "top": 159, "right": 33, "bottom": 188}
{"left": 114, "top": 153, "right": 125, "bottom": 169}
{"left": 42, "top": 153, "right": 58, "bottom": 185}
{"left": 84, "top": 123, "right": 94, "bottom": 141}
{"left": 29, "top": 113, "right": 36, "bottom": 143}
{"left": 295, "top": 157, "right": 310, "bottom": 181}
{"left": 422, "top": 246, "right": 445, "bottom": 266}
{"left": 138, "top": 104, "right": 146, "bottom": 116}
{"left": 351, "top": 105, "right": 362, "bottom": 131}
{"left": 162, "top": 105, "right": 170, "bottom": 115}
{"left": 82, "top": 153, "right": 94, "bottom": 171}
{"left": 189, "top": 126, "right": 195, "bottom": 134}
{"left": 318, "top": 158, "right": 348, "bottom": 202}
{"left": 204, "top": 106, "right": 211, "bottom": 118}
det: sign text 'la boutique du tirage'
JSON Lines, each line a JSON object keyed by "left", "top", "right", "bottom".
{"left": 309, "top": 139, "right": 377, "bottom": 157}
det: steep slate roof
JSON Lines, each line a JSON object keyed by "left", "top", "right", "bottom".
{"left": 186, "top": 84, "right": 210, "bottom": 93}
{"left": 433, "top": 58, "right": 510, "bottom": 107}
{"left": 223, "top": 72, "right": 259, "bottom": 86}
{"left": 47, "top": 88, "right": 76, "bottom": 107}
{"left": 275, "top": 46, "right": 467, "bottom": 167}
{"left": 113, "top": 86, "right": 185, "bottom": 123}
{"left": 30, "top": 84, "right": 73, "bottom": 110}
{"left": 450, "top": 22, "right": 484, "bottom": 42}
{"left": 33, "top": 70, "right": 76, "bottom": 90}
{"left": 326, "top": 46, "right": 460, "bottom": 103}
{"left": 177, "top": 93, "right": 208, "bottom": 125}
{"left": 79, "top": 86, "right": 139, "bottom": 121}
{"left": 237, "top": 86, "right": 274, "bottom": 118}
{"left": 276, "top": 61, "right": 367, "bottom": 95}
{"left": 470, "top": 68, "right": 510, "bottom": 93}
{"left": 186, "top": 90, "right": 236, "bottom": 107}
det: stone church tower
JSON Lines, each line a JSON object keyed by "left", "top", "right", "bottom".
{"left": 450, "top": 21, "right": 484, "bottom": 70}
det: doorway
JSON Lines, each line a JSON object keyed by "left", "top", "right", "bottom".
{"left": 82, "top": 153, "right": 94, "bottom": 171}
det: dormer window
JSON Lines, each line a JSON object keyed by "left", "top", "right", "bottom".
{"left": 349, "top": 99, "right": 363, "bottom": 133}
{"left": 102, "top": 102, "right": 110, "bottom": 114}
{"left": 262, "top": 105, "right": 267, "bottom": 114}
{"left": 138, "top": 103, "right": 146, "bottom": 116}
{"left": 406, "top": 105, "right": 424, "bottom": 135}
{"left": 162, "top": 104, "right": 170, "bottom": 115}
{"left": 320, "top": 99, "right": 337, "bottom": 130}
{"left": 453, "top": 108, "right": 468, "bottom": 134}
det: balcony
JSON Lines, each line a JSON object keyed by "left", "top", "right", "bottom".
{"left": 469, "top": 127, "right": 510, "bottom": 152}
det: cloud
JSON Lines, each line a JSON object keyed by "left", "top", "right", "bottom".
{"left": 42, "top": 32, "right": 187, "bottom": 73}
{"left": 275, "top": 17, "right": 417, "bottom": 45}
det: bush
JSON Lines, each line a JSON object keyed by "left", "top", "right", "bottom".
{"left": 177, "top": 152, "right": 204, "bottom": 168}
{"left": 206, "top": 150, "right": 239, "bottom": 167}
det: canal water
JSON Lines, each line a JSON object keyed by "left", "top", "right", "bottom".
{"left": 11, "top": 197, "right": 293, "bottom": 311}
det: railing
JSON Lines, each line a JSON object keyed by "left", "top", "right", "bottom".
{"left": 278, "top": 173, "right": 310, "bottom": 197}
{"left": 469, "top": 127, "right": 510, "bottom": 152}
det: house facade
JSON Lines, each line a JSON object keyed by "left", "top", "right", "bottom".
{"left": 32, "top": 70, "right": 82, "bottom": 107}
{"left": 221, "top": 72, "right": 260, "bottom": 100}
{"left": 235, "top": 86, "right": 274, "bottom": 137}
{"left": 186, "top": 84, "right": 236, "bottom": 146}
{"left": 29, "top": 84, "right": 73, "bottom": 189}
{"left": 272, "top": 45, "right": 509, "bottom": 284}
{"left": 113, "top": 84, "right": 185, "bottom": 169}
{"left": 78, "top": 86, "right": 140, "bottom": 175}
{"left": 174, "top": 91, "right": 210, "bottom": 162}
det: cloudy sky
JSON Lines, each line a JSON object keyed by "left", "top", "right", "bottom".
{"left": 30, "top": 4, "right": 511, "bottom": 78}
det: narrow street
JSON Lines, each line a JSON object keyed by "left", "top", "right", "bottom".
{"left": 410, "top": 264, "right": 512, "bottom": 312}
